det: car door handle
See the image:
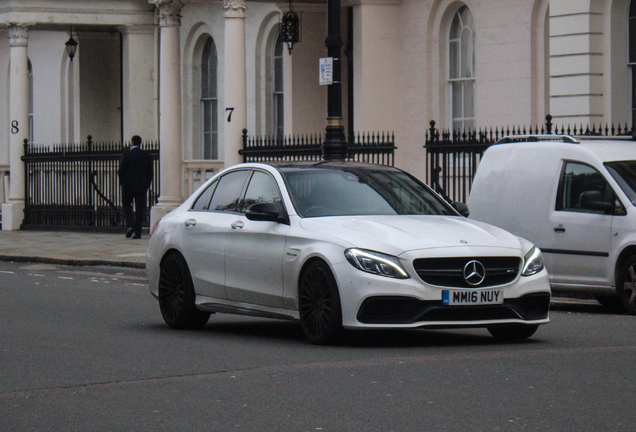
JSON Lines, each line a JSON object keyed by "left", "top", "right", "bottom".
{"left": 184, "top": 219, "right": 197, "bottom": 228}
{"left": 231, "top": 221, "right": 245, "bottom": 230}
{"left": 554, "top": 224, "right": 565, "bottom": 233}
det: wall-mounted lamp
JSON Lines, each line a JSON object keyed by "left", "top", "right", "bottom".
{"left": 280, "top": 0, "right": 299, "bottom": 55}
{"left": 65, "top": 28, "right": 78, "bottom": 61}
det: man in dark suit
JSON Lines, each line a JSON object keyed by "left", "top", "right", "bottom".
{"left": 119, "top": 135, "right": 153, "bottom": 239}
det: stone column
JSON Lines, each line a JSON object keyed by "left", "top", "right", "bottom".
{"left": 150, "top": 0, "right": 184, "bottom": 227}
{"left": 2, "top": 23, "right": 29, "bottom": 231}
{"left": 223, "top": 0, "right": 247, "bottom": 167}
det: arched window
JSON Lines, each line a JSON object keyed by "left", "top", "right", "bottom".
{"left": 629, "top": 0, "right": 636, "bottom": 128}
{"left": 448, "top": 5, "right": 475, "bottom": 131}
{"left": 272, "top": 32, "right": 284, "bottom": 139}
{"left": 201, "top": 37, "right": 218, "bottom": 159}
{"left": 28, "top": 59, "right": 33, "bottom": 142}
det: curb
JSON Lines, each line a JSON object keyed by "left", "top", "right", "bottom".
{"left": 0, "top": 254, "right": 146, "bottom": 269}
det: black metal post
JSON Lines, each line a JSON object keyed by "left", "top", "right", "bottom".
{"left": 323, "top": 0, "right": 347, "bottom": 161}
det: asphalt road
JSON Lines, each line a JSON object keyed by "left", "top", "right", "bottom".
{"left": 1, "top": 261, "right": 635, "bottom": 431}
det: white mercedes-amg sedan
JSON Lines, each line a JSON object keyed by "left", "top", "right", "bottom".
{"left": 147, "top": 162, "right": 550, "bottom": 344}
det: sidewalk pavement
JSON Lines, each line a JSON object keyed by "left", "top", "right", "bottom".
{"left": 0, "top": 230, "right": 148, "bottom": 269}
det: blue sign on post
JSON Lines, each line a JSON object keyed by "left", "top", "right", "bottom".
{"left": 319, "top": 57, "right": 333, "bottom": 86}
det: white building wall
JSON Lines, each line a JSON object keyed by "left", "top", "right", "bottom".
{"left": 79, "top": 32, "right": 122, "bottom": 142}
{"left": 28, "top": 31, "right": 66, "bottom": 144}
{"left": 121, "top": 26, "right": 156, "bottom": 142}
{"left": 475, "top": 1, "right": 535, "bottom": 127}
{"left": 352, "top": 1, "right": 402, "bottom": 133}
{"left": 1, "top": 0, "right": 635, "bottom": 214}
{"left": 549, "top": 0, "right": 605, "bottom": 125}
{"left": 0, "top": 28, "right": 9, "bottom": 167}
{"left": 290, "top": 6, "right": 330, "bottom": 135}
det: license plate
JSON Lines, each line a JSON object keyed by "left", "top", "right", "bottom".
{"left": 442, "top": 289, "right": 504, "bottom": 306}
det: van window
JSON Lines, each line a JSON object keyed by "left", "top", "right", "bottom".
{"left": 556, "top": 161, "right": 623, "bottom": 214}
{"left": 606, "top": 160, "right": 636, "bottom": 206}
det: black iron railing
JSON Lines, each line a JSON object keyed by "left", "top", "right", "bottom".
{"left": 22, "top": 136, "right": 160, "bottom": 230}
{"left": 240, "top": 129, "right": 396, "bottom": 166}
{"left": 425, "top": 115, "right": 634, "bottom": 203}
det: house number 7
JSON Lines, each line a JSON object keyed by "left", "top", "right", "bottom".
{"left": 225, "top": 107, "right": 235, "bottom": 123}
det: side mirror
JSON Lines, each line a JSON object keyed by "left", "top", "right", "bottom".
{"left": 245, "top": 202, "right": 282, "bottom": 222}
{"left": 579, "top": 190, "right": 613, "bottom": 213}
{"left": 451, "top": 201, "right": 470, "bottom": 217}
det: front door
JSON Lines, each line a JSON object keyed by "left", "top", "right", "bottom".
{"left": 547, "top": 161, "right": 619, "bottom": 288}
{"left": 224, "top": 170, "right": 287, "bottom": 308}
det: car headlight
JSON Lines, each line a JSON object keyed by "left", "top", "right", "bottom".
{"left": 521, "top": 246, "right": 544, "bottom": 276}
{"left": 345, "top": 248, "right": 409, "bottom": 279}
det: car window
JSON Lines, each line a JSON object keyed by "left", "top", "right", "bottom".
{"left": 281, "top": 167, "right": 455, "bottom": 217}
{"left": 208, "top": 170, "right": 250, "bottom": 213}
{"left": 240, "top": 171, "right": 283, "bottom": 213}
{"left": 605, "top": 160, "right": 636, "bottom": 206}
{"left": 191, "top": 179, "right": 219, "bottom": 211}
{"left": 556, "top": 161, "right": 623, "bottom": 214}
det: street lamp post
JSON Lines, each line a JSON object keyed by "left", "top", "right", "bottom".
{"left": 322, "top": 0, "right": 347, "bottom": 161}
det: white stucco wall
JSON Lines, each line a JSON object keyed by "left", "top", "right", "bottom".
{"left": 0, "top": 0, "right": 634, "bottom": 210}
{"left": 79, "top": 32, "right": 122, "bottom": 142}
{"left": 0, "top": 28, "right": 9, "bottom": 167}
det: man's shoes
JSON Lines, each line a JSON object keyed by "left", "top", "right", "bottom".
{"left": 132, "top": 234, "right": 142, "bottom": 239}
{"left": 125, "top": 227, "right": 134, "bottom": 238}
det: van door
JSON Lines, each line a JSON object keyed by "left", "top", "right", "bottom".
{"left": 547, "top": 161, "right": 617, "bottom": 288}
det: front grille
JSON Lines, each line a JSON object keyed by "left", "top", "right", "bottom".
{"left": 356, "top": 293, "right": 551, "bottom": 324}
{"left": 413, "top": 256, "right": 521, "bottom": 288}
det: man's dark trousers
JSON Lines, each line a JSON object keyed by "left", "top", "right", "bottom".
{"left": 123, "top": 192, "right": 147, "bottom": 237}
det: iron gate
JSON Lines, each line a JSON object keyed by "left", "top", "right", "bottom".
{"left": 22, "top": 136, "right": 160, "bottom": 230}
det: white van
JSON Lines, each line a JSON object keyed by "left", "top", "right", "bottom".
{"left": 468, "top": 135, "right": 636, "bottom": 314}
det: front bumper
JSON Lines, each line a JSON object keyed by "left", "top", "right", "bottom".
{"left": 332, "top": 259, "right": 551, "bottom": 329}
{"left": 356, "top": 292, "right": 550, "bottom": 325}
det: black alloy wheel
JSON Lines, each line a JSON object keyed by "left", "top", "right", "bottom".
{"left": 616, "top": 255, "right": 636, "bottom": 315}
{"left": 487, "top": 324, "right": 539, "bottom": 341}
{"left": 298, "top": 261, "right": 343, "bottom": 344}
{"left": 158, "top": 251, "right": 210, "bottom": 329}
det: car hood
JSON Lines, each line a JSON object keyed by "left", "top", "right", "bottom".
{"left": 299, "top": 215, "right": 526, "bottom": 255}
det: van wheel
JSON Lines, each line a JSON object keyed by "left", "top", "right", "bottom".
{"left": 616, "top": 256, "right": 636, "bottom": 315}
{"left": 487, "top": 324, "right": 538, "bottom": 341}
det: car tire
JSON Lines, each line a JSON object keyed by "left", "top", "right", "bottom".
{"left": 616, "top": 255, "right": 636, "bottom": 315}
{"left": 158, "top": 251, "right": 211, "bottom": 329}
{"left": 487, "top": 324, "right": 538, "bottom": 341}
{"left": 298, "top": 261, "right": 343, "bottom": 345}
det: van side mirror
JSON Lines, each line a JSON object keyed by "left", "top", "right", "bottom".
{"left": 579, "top": 190, "right": 613, "bottom": 213}
{"left": 451, "top": 201, "right": 470, "bottom": 217}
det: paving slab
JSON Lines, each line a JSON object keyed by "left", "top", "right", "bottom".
{"left": 0, "top": 230, "right": 148, "bottom": 268}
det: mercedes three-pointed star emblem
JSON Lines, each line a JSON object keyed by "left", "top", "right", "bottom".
{"left": 463, "top": 260, "right": 486, "bottom": 286}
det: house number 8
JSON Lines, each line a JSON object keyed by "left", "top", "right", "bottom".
{"left": 11, "top": 120, "right": 19, "bottom": 134}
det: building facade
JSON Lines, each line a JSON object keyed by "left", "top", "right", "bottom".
{"left": 0, "top": 0, "right": 634, "bottom": 229}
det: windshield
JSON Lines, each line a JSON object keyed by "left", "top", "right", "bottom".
{"left": 280, "top": 166, "right": 456, "bottom": 217}
{"left": 605, "top": 160, "right": 636, "bottom": 206}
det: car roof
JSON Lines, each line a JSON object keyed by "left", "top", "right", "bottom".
{"left": 249, "top": 161, "right": 400, "bottom": 172}
{"left": 493, "top": 135, "right": 636, "bottom": 163}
